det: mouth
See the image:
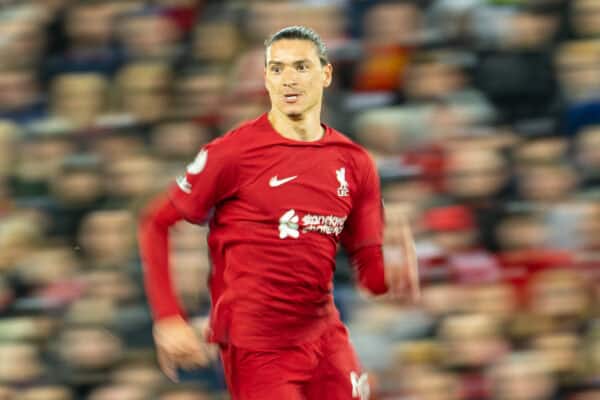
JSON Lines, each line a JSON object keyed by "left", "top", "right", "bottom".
{"left": 283, "top": 93, "right": 301, "bottom": 104}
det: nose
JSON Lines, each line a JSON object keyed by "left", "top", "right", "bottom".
{"left": 281, "top": 67, "right": 298, "bottom": 87}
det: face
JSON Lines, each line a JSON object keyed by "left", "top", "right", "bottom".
{"left": 441, "top": 313, "right": 507, "bottom": 367}
{"left": 59, "top": 327, "right": 123, "bottom": 369}
{"left": 573, "top": 0, "right": 600, "bottom": 37}
{"left": 51, "top": 74, "right": 107, "bottom": 126}
{"left": 79, "top": 210, "right": 135, "bottom": 265}
{"left": 67, "top": 3, "right": 114, "bottom": 46}
{"left": 0, "top": 343, "right": 43, "bottom": 384}
{"left": 577, "top": 127, "right": 600, "bottom": 169}
{"left": 265, "top": 39, "right": 332, "bottom": 119}
{"left": 446, "top": 148, "right": 508, "bottom": 199}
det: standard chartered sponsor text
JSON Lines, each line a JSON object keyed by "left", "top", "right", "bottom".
{"left": 301, "top": 214, "right": 347, "bottom": 235}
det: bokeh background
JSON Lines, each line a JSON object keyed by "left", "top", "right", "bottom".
{"left": 0, "top": 0, "right": 599, "bottom": 399}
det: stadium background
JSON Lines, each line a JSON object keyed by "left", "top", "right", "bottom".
{"left": 0, "top": 0, "right": 599, "bottom": 399}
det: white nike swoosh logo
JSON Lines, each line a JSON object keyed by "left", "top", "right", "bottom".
{"left": 269, "top": 175, "right": 297, "bottom": 187}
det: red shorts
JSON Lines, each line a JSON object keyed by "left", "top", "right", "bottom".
{"left": 220, "top": 322, "right": 370, "bottom": 400}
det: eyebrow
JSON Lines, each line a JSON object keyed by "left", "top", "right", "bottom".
{"left": 267, "top": 59, "right": 313, "bottom": 66}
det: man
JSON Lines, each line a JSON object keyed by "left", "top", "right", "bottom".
{"left": 139, "top": 26, "right": 419, "bottom": 400}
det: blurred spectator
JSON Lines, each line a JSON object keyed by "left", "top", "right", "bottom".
{"left": 104, "top": 154, "right": 163, "bottom": 204}
{"left": 574, "top": 125, "right": 600, "bottom": 189}
{"left": 64, "top": 2, "right": 116, "bottom": 53}
{"left": 440, "top": 313, "right": 509, "bottom": 399}
{"left": 84, "top": 269, "right": 139, "bottom": 305}
{"left": 117, "top": 7, "right": 183, "bottom": 62}
{"left": 45, "top": 154, "right": 105, "bottom": 242}
{"left": 110, "top": 357, "right": 164, "bottom": 391}
{"left": 65, "top": 297, "right": 116, "bottom": 327}
{"left": 13, "top": 133, "right": 76, "bottom": 198}
{"left": 443, "top": 146, "right": 511, "bottom": 251}
{"left": 116, "top": 62, "right": 172, "bottom": 124}
{"left": 171, "top": 66, "right": 226, "bottom": 123}
{"left": 445, "top": 147, "right": 510, "bottom": 202}
{"left": 463, "top": 281, "right": 517, "bottom": 323}
{"left": 474, "top": 4, "right": 560, "bottom": 123}
{"left": 570, "top": 0, "right": 600, "bottom": 39}
{"left": 150, "top": 120, "right": 212, "bottom": 161}
{"left": 0, "top": 342, "right": 45, "bottom": 385}
{"left": 15, "top": 246, "right": 83, "bottom": 311}
{"left": 50, "top": 73, "right": 109, "bottom": 127}
{"left": 0, "top": 212, "right": 45, "bottom": 274}
{"left": 78, "top": 210, "right": 136, "bottom": 268}
{"left": 404, "top": 51, "right": 496, "bottom": 129}
{"left": 353, "top": 1, "right": 422, "bottom": 93}
{"left": 424, "top": 204, "right": 502, "bottom": 285}
{"left": 576, "top": 202, "right": 600, "bottom": 263}
{"left": 0, "top": 68, "right": 46, "bottom": 124}
{"left": 188, "top": 21, "right": 240, "bottom": 67}
{"left": 488, "top": 351, "right": 556, "bottom": 400}
{"left": 528, "top": 267, "right": 592, "bottom": 331}
{"left": 0, "top": 9, "right": 46, "bottom": 69}
{"left": 419, "top": 282, "right": 465, "bottom": 320}
{"left": 531, "top": 330, "right": 582, "bottom": 388}
{"left": 402, "top": 367, "right": 461, "bottom": 400}
{"left": 44, "top": 1, "right": 122, "bottom": 79}
{"left": 90, "top": 130, "right": 146, "bottom": 164}
{"left": 515, "top": 163, "right": 577, "bottom": 204}
{"left": 55, "top": 323, "right": 125, "bottom": 394}
{"left": 556, "top": 39, "right": 600, "bottom": 135}
{"left": 353, "top": 107, "right": 424, "bottom": 157}
{"left": 440, "top": 313, "right": 509, "bottom": 369}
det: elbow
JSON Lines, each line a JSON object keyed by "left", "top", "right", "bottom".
{"left": 139, "top": 194, "right": 181, "bottom": 232}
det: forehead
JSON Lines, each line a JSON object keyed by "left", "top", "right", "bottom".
{"left": 266, "top": 39, "right": 320, "bottom": 63}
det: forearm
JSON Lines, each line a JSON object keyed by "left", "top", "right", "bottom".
{"left": 350, "top": 245, "right": 388, "bottom": 295}
{"left": 138, "top": 194, "right": 186, "bottom": 321}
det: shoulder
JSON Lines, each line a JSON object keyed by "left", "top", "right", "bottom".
{"left": 328, "top": 127, "right": 377, "bottom": 171}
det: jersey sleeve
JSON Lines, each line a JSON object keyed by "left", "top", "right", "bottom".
{"left": 138, "top": 194, "right": 187, "bottom": 321}
{"left": 340, "top": 152, "right": 384, "bottom": 252}
{"left": 169, "top": 134, "right": 240, "bottom": 223}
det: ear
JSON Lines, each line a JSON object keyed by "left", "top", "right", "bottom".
{"left": 323, "top": 63, "right": 333, "bottom": 88}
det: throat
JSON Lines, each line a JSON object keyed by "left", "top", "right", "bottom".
{"left": 292, "top": 125, "right": 321, "bottom": 141}
{"left": 268, "top": 112, "right": 324, "bottom": 142}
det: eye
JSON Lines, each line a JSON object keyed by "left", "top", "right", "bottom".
{"left": 297, "top": 63, "right": 308, "bottom": 72}
{"left": 270, "top": 65, "right": 282, "bottom": 73}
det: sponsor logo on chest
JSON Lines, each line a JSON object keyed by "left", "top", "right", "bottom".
{"left": 270, "top": 167, "right": 351, "bottom": 239}
{"left": 278, "top": 209, "right": 347, "bottom": 239}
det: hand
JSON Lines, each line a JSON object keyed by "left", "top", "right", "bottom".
{"left": 152, "top": 315, "right": 212, "bottom": 381}
{"left": 384, "top": 203, "right": 421, "bottom": 303}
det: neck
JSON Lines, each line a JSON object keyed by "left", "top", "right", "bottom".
{"left": 268, "top": 108, "right": 324, "bottom": 142}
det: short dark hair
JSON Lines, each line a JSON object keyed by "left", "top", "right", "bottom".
{"left": 264, "top": 25, "right": 329, "bottom": 66}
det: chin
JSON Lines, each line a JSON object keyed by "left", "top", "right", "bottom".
{"left": 286, "top": 111, "right": 304, "bottom": 120}
{"left": 282, "top": 105, "right": 304, "bottom": 119}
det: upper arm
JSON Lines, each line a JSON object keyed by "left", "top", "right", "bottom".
{"left": 169, "top": 135, "right": 240, "bottom": 223}
{"left": 340, "top": 152, "right": 383, "bottom": 253}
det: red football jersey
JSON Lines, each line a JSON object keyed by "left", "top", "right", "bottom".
{"left": 169, "top": 113, "right": 383, "bottom": 350}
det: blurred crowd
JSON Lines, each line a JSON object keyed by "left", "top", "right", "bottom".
{"left": 0, "top": 0, "right": 599, "bottom": 399}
